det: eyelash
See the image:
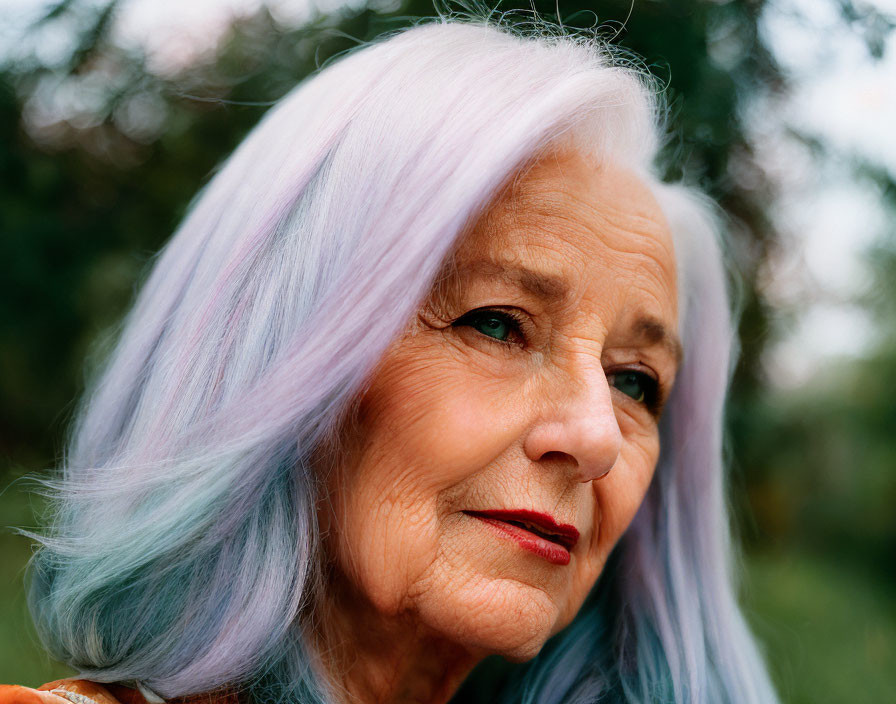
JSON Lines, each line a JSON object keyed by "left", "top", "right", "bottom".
{"left": 451, "top": 307, "right": 668, "bottom": 418}
{"left": 451, "top": 307, "right": 528, "bottom": 346}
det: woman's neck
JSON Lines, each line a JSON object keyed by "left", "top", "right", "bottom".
{"left": 308, "top": 572, "right": 483, "bottom": 704}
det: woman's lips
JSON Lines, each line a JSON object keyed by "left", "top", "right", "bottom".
{"left": 463, "top": 509, "right": 580, "bottom": 566}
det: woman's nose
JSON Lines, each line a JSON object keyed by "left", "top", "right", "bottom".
{"left": 522, "top": 358, "right": 622, "bottom": 483}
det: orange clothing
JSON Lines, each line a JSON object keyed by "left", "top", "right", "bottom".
{"left": 0, "top": 681, "right": 238, "bottom": 704}
{"left": 0, "top": 680, "right": 144, "bottom": 704}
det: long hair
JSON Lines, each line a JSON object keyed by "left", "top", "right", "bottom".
{"left": 26, "top": 8, "right": 778, "bottom": 704}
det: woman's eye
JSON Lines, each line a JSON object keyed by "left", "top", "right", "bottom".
{"left": 452, "top": 309, "right": 524, "bottom": 344}
{"left": 608, "top": 370, "right": 657, "bottom": 406}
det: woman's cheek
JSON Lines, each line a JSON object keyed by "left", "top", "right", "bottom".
{"left": 368, "top": 339, "right": 528, "bottom": 481}
{"left": 337, "top": 340, "right": 529, "bottom": 611}
{"left": 591, "top": 438, "right": 658, "bottom": 555}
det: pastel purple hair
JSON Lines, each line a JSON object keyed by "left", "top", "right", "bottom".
{"left": 26, "top": 9, "right": 778, "bottom": 704}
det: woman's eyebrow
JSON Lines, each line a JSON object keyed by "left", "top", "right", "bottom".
{"left": 454, "top": 259, "right": 571, "bottom": 303}
{"left": 632, "top": 315, "right": 683, "bottom": 367}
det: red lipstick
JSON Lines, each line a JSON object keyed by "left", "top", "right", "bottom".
{"left": 464, "top": 509, "right": 580, "bottom": 566}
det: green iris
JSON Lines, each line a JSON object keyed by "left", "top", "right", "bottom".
{"left": 472, "top": 314, "right": 511, "bottom": 341}
{"left": 611, "top": 371, "right": 646, "bottom": 403}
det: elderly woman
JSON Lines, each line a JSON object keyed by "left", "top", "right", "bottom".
{"left": 2, "top": 11, "right": 778, "bottom": 704}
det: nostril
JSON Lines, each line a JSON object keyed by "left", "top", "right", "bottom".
{"left": 540, "top": 450, "right": 570, "bottom": 464}
{"left": 538, "top": 450, "right": 582, "bottom": 479}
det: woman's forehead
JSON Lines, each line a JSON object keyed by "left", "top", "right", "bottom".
{"left": 462, "top": 151, "right": 671, "bottom": 252}
{"left": 453, "top": 152, "right": 677, "bottom": 313}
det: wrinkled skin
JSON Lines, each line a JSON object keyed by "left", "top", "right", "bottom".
{"left": 314, "top": 150, "right": 680, "bottom": 704}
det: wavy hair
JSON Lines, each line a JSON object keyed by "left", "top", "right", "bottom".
{"left": 26, "top": 7, "right": 778, "bottom": 704}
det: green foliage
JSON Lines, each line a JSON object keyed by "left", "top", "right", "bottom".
{"left": 0, "top": 486, "right": 74, "bottom": 687}
{"left": 744, "top": 550, "right": 896, "bottom": 704}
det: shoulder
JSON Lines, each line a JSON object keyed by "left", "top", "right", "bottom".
{"left": 0, "top": 682, "right": 238, "bottom": 704}
{"left": 0, "top": 680, "right": 145, "bottom": 704}
{"left": 0, "top": 685, "right": 69, "bottom": 704}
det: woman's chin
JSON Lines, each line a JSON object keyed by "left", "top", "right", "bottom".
{"left": 415, "top": 574, "right": 564, "bottom": 661}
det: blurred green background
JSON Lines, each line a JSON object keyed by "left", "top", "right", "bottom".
{"left": 1, "top": 0, "right": 894, "bottom": 701}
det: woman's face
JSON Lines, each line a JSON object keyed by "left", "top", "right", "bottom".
{"left": 323, "top": 150, "right": 680, "bottom": 661}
